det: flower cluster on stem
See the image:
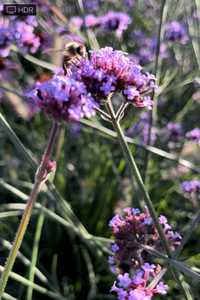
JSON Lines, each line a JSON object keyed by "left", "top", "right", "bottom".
{"left": 108, "top": 207, "right": 182, "bottom": 299}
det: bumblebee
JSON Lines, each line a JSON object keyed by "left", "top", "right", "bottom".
{"left": 62, "top": 42, "right": 88, "bottom": 75}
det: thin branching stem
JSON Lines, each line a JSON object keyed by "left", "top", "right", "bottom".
{"left": 94, "top": 106, "right": 111, "bottom": 120}
{"left": 115, "top": 102, "right": 129, "bottom": 121}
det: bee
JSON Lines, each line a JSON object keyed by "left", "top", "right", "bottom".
{"left": 62, "top": 42, "right": 88, "bottom": 75}
{"left": 43, "top": 41, "right": 88, "bottom": 75}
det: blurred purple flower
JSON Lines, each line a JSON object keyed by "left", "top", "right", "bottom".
{"left": 25, "top": 74, "right": 97, "bottom": 122}
{"left": 165, "top": 21, "right": 188, "bottom": 44}
{"left": 69, "top": 123, "right": 82, "bottom": 138}
{"left": 0, "top": 15, "right": 41, "bottom": 55}
{"left": 160, "top": 122, "right": 183, "bottom": 150}
{"left": 131, "top": 30, "right": 168, "bottom": 65}
{"left": 85, "top": 14, "right": 100, "bottom": 28}
{"left": 181, "top": 180, "right": 200, "bottom": 194}
{"left": 0, "top": 17, "right": 12, "bottom": 57}
{"left": 83, "top": 0, "right": 100, "bottom": 12}
{"left": 111, "top": 243, "right": 120, "bottom": 253}
{"left": 68, "top": 17, "right": 84, "bottom": 31}
{"left": 69, "top": 12, "right": 132, "bottom": 38}
{"left": 166, "top": 122, "right": 182, "bottom": 141}
{"left": 13, "top": 19, "right": 40, "bottom": 54}
{"left": 186, "top": 128, "right": 200, "bottom": 144}
{"left": 126, "top": 112, "right": 157, "bottom": 145}
{"left": 100, "top": 11, "right": 132, "bottom": 38}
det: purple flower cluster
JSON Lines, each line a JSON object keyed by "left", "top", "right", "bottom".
{"left": 100, "top": 11, "right": 132, "bottom": 38}
{"left": 108, "top": 208, "right": 181, "bottom": 298}
{"left": 108, "top": 207, "right": 181, "bottom": 273}
{"left": 69, "top": 11, "right": 132, "bottom": 38}
{"left": 185, "top": 128, "right": 200, "bottom": 144}
{"left": 181, "top": 180, "right": 200, "bottom": 194}
{"left": 26, "top": 74, "right": 96, "bottom": 122}
{"left": 0, "top": 16, "right": 41, "bottom": 56}
{"left": 165, "top": 21, "right": 188, "bottom": 44}
{"left": 26, "top": 47, "right": 155, "bottom": 121}
{"left": 126, "top": 112, "right": 157, "bottom": 145}
{"left": 76, "top": 47, "right": 155, "bottom": 108}
{"left": 11, "top": 16, "right": 40, "bottom": 54}
{"left": 111, "top": 265, "right": 168, "bottom": 300}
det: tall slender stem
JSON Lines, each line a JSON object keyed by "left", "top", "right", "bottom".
{"left": 0, "top": 122, "right": 60, "bottom": 298}
{"left": 26, "top": 205, "right": 45, "bottom": 300}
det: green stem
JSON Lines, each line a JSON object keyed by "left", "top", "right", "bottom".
{"left": 0, "top": 266, "right": 65, "bottom": 300}
{"left": 11, "top": 45, "right": 56, "bottom": 71}
{"left": 0, "top": 122, "right": 60, "bottom": 298}
{"left": 80, "top": 119, "right": 199, "bottom": 173}
{"left": 26, "top": 206, "right": 45, "bottom": 300}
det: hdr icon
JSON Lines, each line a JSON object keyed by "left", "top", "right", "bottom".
{"left": 3, "top": 4, "right": 37, "bottom": 16}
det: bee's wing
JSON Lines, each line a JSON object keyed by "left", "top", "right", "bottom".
{"left": 42, "top": 48, "right": 63, "bottom": 54}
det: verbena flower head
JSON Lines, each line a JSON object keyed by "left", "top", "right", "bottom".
{"left": 111, "top": 264, "right": 168, "bottom": 299}
{"left": 99, "top": 11, "right": 132, "bottom": 38}
{"left": 165, "top": 21, "right": 188, "bottom": 44}
{"left": 186, "top": 128, "right": 200, "bottom": 144}
{"left": 0, "top": 15, "right": 41, "bottom": 55}
{"left": 181, "top": 180, "right": 200, "bottom": 194}
{"left": 76, "top": 47, "right": 156, "bottom": 109}
{"left": 26, "top": 74, "right": 97, "bottom": 122}
{"left": 108, "top": 207, "right": 181, "bottom": 273}
{"left": 12, "top": 17, "right": 40, "bottom": 54}
{"left": 69, "top": 12, "right": 131, "bottom": 37}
